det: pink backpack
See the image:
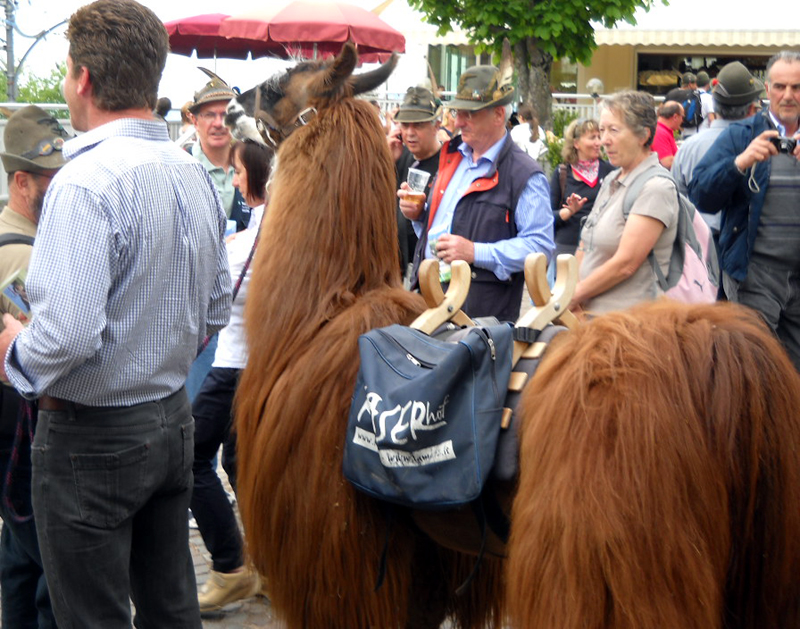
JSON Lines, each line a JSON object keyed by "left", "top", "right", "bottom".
{"left": 622, "top": 166, "right": 720, "bottom": 304}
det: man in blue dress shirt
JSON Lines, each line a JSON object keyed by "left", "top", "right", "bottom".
{"left": 0, "top": 1, "right": 232, "bottom": 626}
{"left": 399, "top": 65, "right": 554, "bottom": 321}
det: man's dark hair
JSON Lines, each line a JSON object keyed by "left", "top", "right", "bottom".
{"left": 155, "top": 97, "right": 171, "bottom": 118}
{"left": 67, "top": 0, "right": 169, "bottom": 112}
{"left": 232, "top": 140, "right": 275, "bottom": 201}
{"left": 713, "top": 100, "right": 756, "bottom": 121}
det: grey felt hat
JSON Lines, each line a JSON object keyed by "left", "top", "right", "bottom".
{"left": 0, "top": 106, "right": 69, "bottom": 175}
{"left": 189, "top": 68, "right": 236, "bottom": 114}
{"left": 394, "top": 87, "right": 442, "bottom": 123}
{"left": 447, "top": 65, "right": 515, "bottom": 112}
{"left": 713, "top": 62, "right": 764, "bottom": 106}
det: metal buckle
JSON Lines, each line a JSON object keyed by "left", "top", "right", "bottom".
{"left": 296, "top": 107, "right": 317, "bottom": 127}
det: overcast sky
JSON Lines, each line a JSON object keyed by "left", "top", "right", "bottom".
{"left": 9, "top": 0, "right": 796, "bottom": 106}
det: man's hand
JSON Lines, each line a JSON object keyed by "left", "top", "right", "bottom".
{"left": 435, "top": 233, "right": 475, "bottom": 264}
{"left": 387, "top": 126, "right": 403, "bottom": 162}
{"left": 397, "top": 182, "right": 425, "bottom": 221}
{"left": 0, "top": 314, "right": 24, "bottom": 381}
{"left": 734, "top": 130, "right": 780, "bottom": 172}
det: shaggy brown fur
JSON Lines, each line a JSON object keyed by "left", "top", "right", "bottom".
{"left": 507, "top": 300, "right": 800, "bottom": 628}
{"left": 235, "top": 47, "right": 505, "bottom": 629}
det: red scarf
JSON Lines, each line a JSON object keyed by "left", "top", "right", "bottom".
{"left": 571, "top": 159, "right": 599, "bottom": 187}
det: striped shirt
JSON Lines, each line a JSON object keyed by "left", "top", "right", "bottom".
{"left": 5, "top": 118, "right": 232, "bottom": 406}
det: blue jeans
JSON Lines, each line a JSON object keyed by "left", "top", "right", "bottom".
{"left": 31, "top": 388, "right": 202, "bottom": 629}
{"left": 0, "top": 437, "right": 56, "bottom": 629}
{"left": 0, "top": 384, "right": 56, "bottom": 629}
{"left": 724, "top": 260, "right": 800, "bottom": 371}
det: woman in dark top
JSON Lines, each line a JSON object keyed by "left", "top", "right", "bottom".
{"left": 549, "top": 118, "right": 614, "bottom": 256}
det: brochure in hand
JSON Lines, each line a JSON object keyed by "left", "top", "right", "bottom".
{"left": 0, "top": 267, "right": 30, "bottom": 316}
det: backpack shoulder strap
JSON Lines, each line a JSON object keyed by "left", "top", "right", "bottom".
{"left": 621, "top": 166, "right": 676, "bottom": 219}
{"left": 621, "top": 167, "right": 681, "bottom": 292}
{"left": 558, "top": 164, "right": 567, "bottom": 207}
{"left": 0, "top": 233, "right": 34, "bottom": 248}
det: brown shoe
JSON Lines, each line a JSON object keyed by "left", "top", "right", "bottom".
{"left": 198, "top": 567, "right": 261, "bottom": 612}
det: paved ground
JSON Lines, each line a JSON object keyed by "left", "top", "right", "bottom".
{"left": 191, "top": 526, "right": 281, "bottom": 628}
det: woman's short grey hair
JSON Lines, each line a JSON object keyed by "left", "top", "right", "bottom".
{"left": 600, "top": 91, "right": 657, "bottom": 148}
{"left": 561, "top": 118, "right": 600, "bottom": 164}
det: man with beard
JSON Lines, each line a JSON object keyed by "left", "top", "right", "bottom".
{"left": 0, "top": 105, "right": 68, "bottom": 629}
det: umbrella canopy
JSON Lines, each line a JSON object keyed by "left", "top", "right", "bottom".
{"left": 219, "top": 1, "right": 405, "bottom": 62}
{"left": 164, "top": 13, "right": 284, "bottom": 60}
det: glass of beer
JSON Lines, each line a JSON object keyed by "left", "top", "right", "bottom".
{"left": 406, "top": 167, "right": 430, "bottom": 206}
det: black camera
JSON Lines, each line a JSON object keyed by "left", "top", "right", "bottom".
{"left": 769, "top": 136, "right": 798, "bottom": 154}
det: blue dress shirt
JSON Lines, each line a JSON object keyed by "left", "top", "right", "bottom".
{"left": 416, "top": 132, "right": 554, "bottom": 281}
{"left": 5, "top": 118, "right": 232, "bottom": 406}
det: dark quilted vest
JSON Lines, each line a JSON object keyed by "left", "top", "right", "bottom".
{"left": 412, "top": 134, "right": 542, "bottom": 322}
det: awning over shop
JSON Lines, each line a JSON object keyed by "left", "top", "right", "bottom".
{"left": 595, "top": 30, "right": 800, "bottom": 48}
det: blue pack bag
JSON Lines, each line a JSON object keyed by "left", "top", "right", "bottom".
{"left": 343, "top": 323, "right": 514, "bottom": 510}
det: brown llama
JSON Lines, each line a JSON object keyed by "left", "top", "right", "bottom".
{"left": 507, "top": 299, "right": 800, "bottom": 629}
{"left": 232, "top": 43, "right": 505, "bottom": 629}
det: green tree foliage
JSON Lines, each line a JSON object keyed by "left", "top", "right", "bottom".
{"left": 410, "top": 0, "right": 665, "bottom": 126}
{"left": 0, "top": 64, "right": 67, "bottom": 104}
{"left": 18, "top": 64, "right": 67, "bottom": 104}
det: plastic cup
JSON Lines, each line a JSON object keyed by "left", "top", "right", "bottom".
{"left": 406, "top": 167, "right": 430, "bottom": 193}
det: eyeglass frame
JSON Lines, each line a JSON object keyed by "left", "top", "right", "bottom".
{"left": 196, "top": 110, "right": 228, "bottom": 123}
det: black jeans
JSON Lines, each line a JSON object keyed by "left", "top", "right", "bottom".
{"left": 190, "top": 367, "right": 244, "bottom": 573}
{"left": 31, "top": 388, "right": 201, "bottom": 629}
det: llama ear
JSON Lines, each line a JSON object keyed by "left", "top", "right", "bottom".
{"left": 308, "top": 42, "right": 358, "bottom": 96}
{"left": 349, "top": 53, "right": 398, "bottom": 96}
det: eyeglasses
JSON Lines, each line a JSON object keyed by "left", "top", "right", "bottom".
{"left": 197, "top": 111, "right": 227, "bottom": 122}
{"left": 21, "top": 137, "right": 64, "bottom": 161}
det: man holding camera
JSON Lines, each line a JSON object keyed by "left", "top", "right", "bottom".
{"left": 690, "top": 51, "right": 800, "bottom": 369}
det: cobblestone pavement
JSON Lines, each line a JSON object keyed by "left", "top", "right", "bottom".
{"left": 191, "top": 527, "right": 282, "bottom": 629}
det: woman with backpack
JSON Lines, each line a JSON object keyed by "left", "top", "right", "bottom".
{"left": 569, "top": 91, "right": 679, "bottom": 315}
{"left": 549, "top": 118, "right": 614, "bottom": 260}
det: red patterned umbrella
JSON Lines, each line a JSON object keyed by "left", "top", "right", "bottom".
{"left": 218, "top": 1, "right": 405, "bottom": 63}
{"left": 164, "top": 13, "right": 285, "bottom": 60}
